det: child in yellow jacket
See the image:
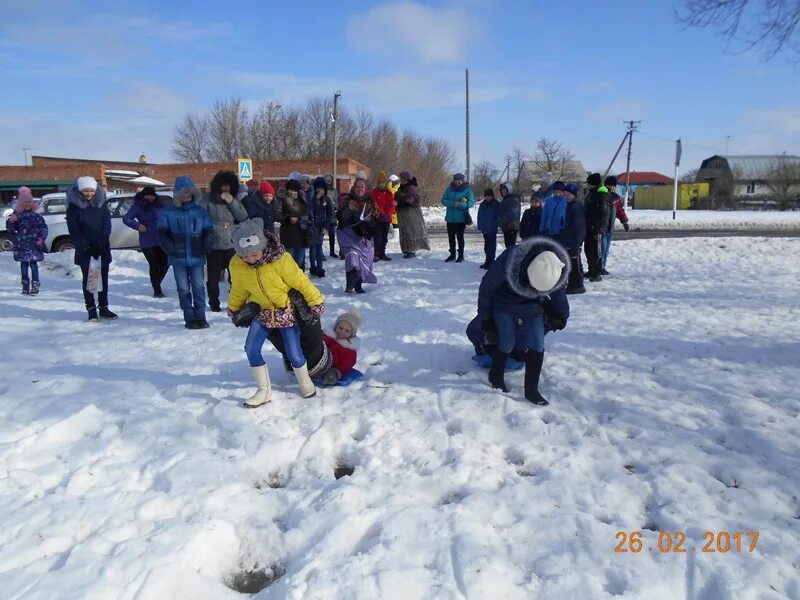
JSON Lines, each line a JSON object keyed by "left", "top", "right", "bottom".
{"left": 228, "top": 218, "right": 324, "bottom": 406}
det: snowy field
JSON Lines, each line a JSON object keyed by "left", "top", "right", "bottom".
{"left": 1, "top": 235, "right": 799, "bottom": 599}
{"left": 421, "top": 206, "right": 800, "bottom": 230}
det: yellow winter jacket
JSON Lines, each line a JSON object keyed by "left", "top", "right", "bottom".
{"left": 228, "top": 253, "right": 324, "bottom": 327}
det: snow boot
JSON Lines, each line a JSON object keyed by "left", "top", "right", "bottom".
{"left": 244, "top": 365, "right": 272, "bottom": 408}
{"left": 195, "top": 319, "right": 210, "bottom": 329}
{"left": 524, "top": 350, "right": 549, "bottom": 406}
{"left": 455, "top": 251, "right": 465, "bottom": 263}
{"left": 21, "top": 281, "right": 30, "bottom": 295}
{"left": 444, "top": 251, "right": 456, "bottom": 263}
{"left": 293, "top": 362, "right": 316, "bottom": 398}
{"left": 185, "top": 320, "right": 198, "bottom": 329}
{"left": 381, "top": 253, "right": 392, "bottom": 261}
{"left": 87, "top": 307, "right": 99, "bottom": 322}
{"left": 99, "top": 307, "right": 118, "bottom": 320}
{"left": 30, "top": 281, "right": 39, "bottom": 295}
{"left": 354, "top": 276, "right": 366, "bottom": 294}
{"left": 488, "top": 349, "right": 509, "bottom": 392}
{"left": 344, "top": 269, "right": 355, "bottom": 293}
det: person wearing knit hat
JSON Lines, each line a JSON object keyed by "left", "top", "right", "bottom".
{"left": 227, "top": 219, "right": 325, "bottom": 404}
{"left": 441, "top": 172, "right": 476, "bottom": 262}
{"left": 560, "top": 183, "right": 587, "bottom": 294}
{"left": 6, "top": 186, "right": 47, "bottom": 295}
{"left": 370, "top": 171, "right": 396, "bottom": 261}
{"left": 477, "top": 236, "right": 570, "bottom": 406}
{"left": 519, "top": 190, "right": 544, "bottom": 241}
{"left": 477, "top": 187, "right": 500, "bottom": 269}
{"left": 66, "top": 176, "right": 119, "bottom": 321}
{"left": 157, "top": 176, "right": 214, "bottom": 328}
{"left": 599, "top": 176, "right": 629, "bottom": 276}
{"left": 280, "top": 178, "right": 312, "bottom": 270}
{"left": 583, "top": 174, "right": 611, "bottom": 281}
{"left": 243, "top": 179, "right": 277, "bottom": 236}
{"left": 321, "top": 311, "right": 361, "bottom": 385}
{"left": 309, "top": 176, "right": 333, "bottom": 277}
{"left": 123, "top": 185, "right": 168, "bottom": 297}
{"left": 539, "top": 181, "right": 567, "bottom": 238}
{"left": 497, "top": 182, "right": 521, "bottom": 249}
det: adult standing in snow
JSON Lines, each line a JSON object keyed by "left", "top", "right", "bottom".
{"left": 497, "top": 182, "right": 521, "bottom": 248}
{"left": 370, "top": 171, "right": 396, "bottom": 261}
{"left": 227, "top": 219, "right": 325, "bottom": 405}
{"left": 123, "top": 186, "right": 169, "bottom": 297}
{"left": 242, "top": 179, "right": 277, "bottom": 235}
{"left": 158, "top": 176, "right": 214, "bottom": 329}
{"left": 560, "top": 183, "right": 587, "bottom": 294}
{"left": 337, "top": 179, "right": 379, "bottom": 293}
{"left": 325, "top": 174, "right": 339, "bottom": 258}
{"left": 477, "top": 188, "right": 500, "bottom": 269}
{"left": 478, "top": 236, "right": 570, "bottom": 405}
{"left": 279, "top": 179, "right": 313, "bottom": 270}
{"left": 6, "top": 186, "right": 47, "bottom": 295}
{"left": 583, "top": 173, "right": 611, "bottom": 282}
{"left": 199, "top": 170, "right": 248, "bottom": 312}
{"left": 601, "top": 176, "right": 630, "bottom": 275}
{"left": 441, "top": 172, "right": 476, "bottom": 263}
{"left": 309, "top": 176, "right": 333, "bottom": 277}
{"left": 66, "top": 176, "right": 118, "bottom": 322}
{"left": 395, "top": 171, "right": 430, "bottom": 259}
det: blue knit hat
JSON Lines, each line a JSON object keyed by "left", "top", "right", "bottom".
{"left": 564, "top": 183, "right": 579, "bottom": 197}
{"left": 552, "top": 181, "right": 566, "bottom": 192}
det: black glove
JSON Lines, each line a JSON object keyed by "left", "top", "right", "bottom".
{"left": 623, "top": 222, "right": 630, "bottom": 232}
{"left": 481, "top": 319, "right": 498, "bottom": 346}
{"left": 544, "top": 314, "right": 566, "bottom": 332}
{"left": 231, "top": 302, "right": 261, "bottom": 327}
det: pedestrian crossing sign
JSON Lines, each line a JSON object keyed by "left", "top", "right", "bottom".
{"left": 238, "top": 158, "right": 253, "bottom": 182}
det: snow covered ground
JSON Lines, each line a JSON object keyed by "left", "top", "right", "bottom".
{"left": 422, "top": 206, "right": 800, "bottom": 230}
{"left": 1, "top": 235, "right": 798, "bottom": 599}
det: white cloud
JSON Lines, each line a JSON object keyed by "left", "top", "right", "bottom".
{"left": 744, "top": 106, "right": 800, "bottom": 135}
{"left": 347, "top": 2, "right": 471, "bottom": 65}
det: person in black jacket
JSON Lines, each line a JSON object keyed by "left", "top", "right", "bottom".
{"left": 279, "top": 179, "right": 312, "bottom": 270}
{"left": 583, "top": 173, "right": 610, "bottom": 282}
{"left": 477, "top": 236, "right": 570, "bottom": 405}
{"left": 66, "top": 176, "right": 117, "bottom": 321}
{"left": 242, "top": 180, "right": 277, "bottom": 234}
{"left": 519, "top": 191, "right": 544, "bottom": 240}
{"left": 560, "top": 183, "right": 587, "bottom": 294}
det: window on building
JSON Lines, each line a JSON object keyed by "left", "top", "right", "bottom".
{"left": 746, "top": 182, "right": 756, "bottom": 194}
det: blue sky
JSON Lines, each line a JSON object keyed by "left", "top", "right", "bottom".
{"left": 1, "top": 0, "right": 799, "bottom": 177}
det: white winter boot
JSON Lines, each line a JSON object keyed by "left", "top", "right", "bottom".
{"left": 244, "top": 365, "right": 272, "bottom": 408}
{"left": 293, "top": 362, "right": 316, "bottom": 398}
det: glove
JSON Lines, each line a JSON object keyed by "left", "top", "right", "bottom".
{"left": 230, "top": 302, "right": 261, "bottom": 327}
{"left": 623, "top": 222, "right": 630, "bottom": 232}
{"left": 544, "top": 314, "right": 566, "bottom": 332}
{"left": 220, "top": 192, "right": 234, "bottom": 204}
{"left": 481, "top": 319, "right": 498, "bottom": 346}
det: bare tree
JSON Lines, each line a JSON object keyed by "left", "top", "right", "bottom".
{"left": 504, "top": 146, "right": 530, "bottom": 192}
{"left": 527, "top": 138, "right": 582, "bottom": 185}
{"left": 677, "top": 0, "right": 800, "bottom": 59}
{"left": 764, "top": 156, "right": 800, "bottom": 210}
{"left": 171, "top": 113, "right": 209, "bottom": 163}
{"left": 248, "top": 101, "right": 285, "bottom": 160}
{"left": 471, "top": 160, "right": 499, "bottom": 196}
{"left": 206, "top": 99, "right": 249, "bottom": 161}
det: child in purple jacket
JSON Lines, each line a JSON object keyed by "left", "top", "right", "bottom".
{"left": 6, "top": 186, "right": 48, "bottom": 295}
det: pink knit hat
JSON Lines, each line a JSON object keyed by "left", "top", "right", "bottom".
{"left": 15, "top": 187, "right": 37, "bottom": 212}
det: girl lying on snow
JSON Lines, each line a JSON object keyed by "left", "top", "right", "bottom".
{"left": 321, "top": 311, "right": 361, "bottom": 385}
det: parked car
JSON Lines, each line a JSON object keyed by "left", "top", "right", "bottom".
{"left": 1, "top": 191, "right": 173, "bottom": 253}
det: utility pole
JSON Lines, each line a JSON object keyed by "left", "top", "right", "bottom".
{"left": 22, "top": 147, "right": 31, "bottom": 169}
{"left": 622, "top": 120, "right": 641, "bottom": 211}
{"left": 332, "top": 91, "right": 341, "bottom": 195}
{"left": 725, "top": 135, "right": 732, "bottom": 154}
{"left": 465, "top": 68, "right": 470, "bottom": 182}
{"left": 672, "top": 138, "right": 682, "bottom": 220}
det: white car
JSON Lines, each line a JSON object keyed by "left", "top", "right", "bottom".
{"left": 1, "top": 191, "right": 173, "bottom": 253}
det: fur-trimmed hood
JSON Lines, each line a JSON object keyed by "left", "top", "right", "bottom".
{"left": 504, "top": 236, "right": 570, "bottom": 299}
{"left": 209, "top": 170, "right": 241, "bottom": 197}
{"left": 66, "top": 184, "right": 108, "bottom": 209}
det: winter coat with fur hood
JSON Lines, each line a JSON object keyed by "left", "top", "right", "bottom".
{"left": 66, "top": 184, "right": 112, "bottom": 268}
{"left": 199, "top": 171, "right": 248, "bottom": 251}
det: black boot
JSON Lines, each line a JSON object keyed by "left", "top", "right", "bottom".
{"left": 455, "top": 250, "right": 465, "bottom": 263}
{"left": 344, "top": 270, "right": 355, "bottom": 294}
{"left": 354, "top": 275, "right": 366, "bottom": 294}
{"left": 444, "top": 250, "right": 456, "bottom": 262}
{"left": 21, "top": 281, "right": 30, "bottom": 295}
{"left": 30, "top": 281, "right": 40, "bottom": 295}
{"left": 99, "top": 306, "right": 118, "bottom": 320}
{"left": 488, "top": 349, "right": 509, "bottom": 392}
{"left": 524, "top": 350, "right": 548, "bottom": 406}
{"left": 87, "top": 307, "right": 98, "bottom": 322}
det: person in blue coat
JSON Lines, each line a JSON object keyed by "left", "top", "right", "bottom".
{"left": 559, "top": 183, "right": 587, "bottom": 294}
{"left": 476, "top": 188, "right": 499, "bottom": 269}
{"left": 158, "top": 176, "right": 214, "bottom": 329}
{"left": 477, "top": 236, "right": 570, "bottom": 405}
{"left": 539, "top": 181, "right": 567, "bottom": 238}
{"left": 440, "top": 172, "right": 475, "bottom": 263}
{"left": 66, "top": 176, "right": 117, "bottom": 321}
{"left": 123, "top": 186, "right": 169, "bottom": 297}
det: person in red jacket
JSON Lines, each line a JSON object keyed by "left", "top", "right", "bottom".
{"left": 321, "top": 311, "right": 360, "bottom": 384}
{"left": 370, "top": 172, "right": 397, "bottom": 260}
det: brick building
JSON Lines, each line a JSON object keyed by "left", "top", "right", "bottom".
{"left": 0, "top": 155, "right": 369, "bottom": 204}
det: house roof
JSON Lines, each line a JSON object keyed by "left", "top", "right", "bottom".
{"left": 615, "top": 171, "right": 673, "bottom": 185}
{"left": 701, "top": 155, "right": 800, "bottom": 179}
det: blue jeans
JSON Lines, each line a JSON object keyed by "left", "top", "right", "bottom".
{"left": 20, "top": 261, "right": 39, "bottom": 283}
{"left": 287, "top": 247, "right": 306, "bottom": 269}
{"left": 309, "top": 242, "right": 324, "bottom": 271}
{"left": 483, "top": 233, "right": 497, "bottom": 264}
{"left": 173, "top": 264, "right": 206, "bottom": 321}
{"left": 245, "top": 321, "right": 305, "bottom": 368}
{"left": 601, "top": 231, "right": 613, "bottom": 269}
{"left": 494, "top": 310, "right": 545, "bottom": 353}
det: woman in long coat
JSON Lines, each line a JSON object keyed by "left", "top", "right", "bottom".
{"left": 395, "top": 170, "right": 430, "bottom": 259}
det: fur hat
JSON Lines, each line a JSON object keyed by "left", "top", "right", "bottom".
{"left": 604, "top": 175, "right": 618, "bottom": 187}
{"left": 77, "top": 176, "right": 98, "bottom": 191}
{"left": 231, "top": 218, "right": 268, "bottom": 257}
{"left": 259, "top": 180, "right": 275, "bottom": 196}
{"left": 377, "top": 171, "right": 388, "bottom": 185}
{"left": 586, "top": 173, "right": 602, "bottom": 187}
{"left": 313, "top": 176, "right": 328, "bottom": 192}
{"left": 335, "top": 311, "right": 362, "bottom": 336}
{"left": 172, "top": 176, "right": 198, "bottom": 206}
{"left": 527, "top": 250, "right": 566, "bottom": 292}
{"left": 285, "top": 179, "right": 302, "bottom": 192}
{"left": 210, "top": 170, "right": 240, "bottom": 196}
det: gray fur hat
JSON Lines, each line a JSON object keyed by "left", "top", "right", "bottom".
{"left": 230, "top": 218, "right": 268, "bottom": 257}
